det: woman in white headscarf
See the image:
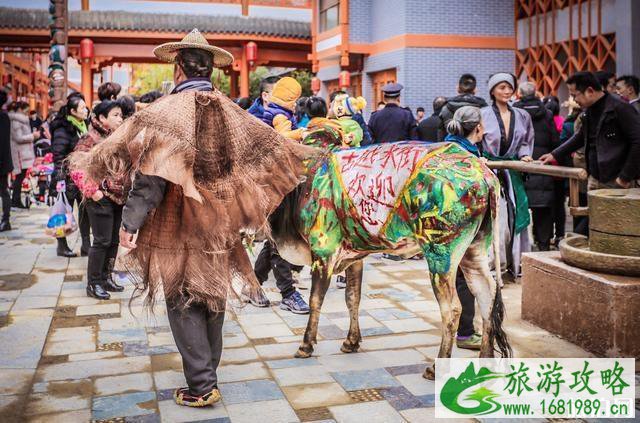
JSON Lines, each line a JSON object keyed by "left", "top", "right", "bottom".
{"left": 481, "top": 73, "right": 534, "bottom": 277}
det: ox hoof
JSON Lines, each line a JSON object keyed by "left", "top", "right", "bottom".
{"left": 294, "top": 346, "right": 313, "bottom": 359}
{"left": 340, "top": 341, "right": 360, "bottom": 354}
{"left": 423, "top": 365, "right": 436, "bottom": 380}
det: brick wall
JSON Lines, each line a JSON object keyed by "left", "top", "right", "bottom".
{"left": 404, "top": 0, "right": 515, "bottom": 37}
{"left": 349, "top": 0, "right": 371, "bottom": 43}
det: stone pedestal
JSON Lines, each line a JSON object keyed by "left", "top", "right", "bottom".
{"left": 521, "top": 251, "right": 640, "bottom": 358}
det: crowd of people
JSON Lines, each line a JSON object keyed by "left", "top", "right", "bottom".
{"left": 1, "top": 24, "right": 639, "bottom": 408}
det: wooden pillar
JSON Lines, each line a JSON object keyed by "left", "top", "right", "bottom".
{"left": 81, "top": 59, "right": 92, "bottom": 105}
{"left": 81, "top": 0, "right": 89, "bottom": 11}
{"left": 239, "top": 44, "right": 249, "bottom": 98}
{"left": 230, "top": 70, "right": 239, "bottom": 98}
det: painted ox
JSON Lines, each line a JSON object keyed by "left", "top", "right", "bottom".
{"left": 269, "top": 141, "right": 512, "bottom": 379}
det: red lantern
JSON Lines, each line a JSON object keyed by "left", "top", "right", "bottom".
{"left": 245, "top": 41, "right": 258, "bottom": 66}
{"left": 311, "top": 77, "right": 321, "bottom": 93}
{"left": 79, "top": 38, "right": 94, "bottom": 61}
{"left": 339, "top": 71, "right": 350, "bottom": 88}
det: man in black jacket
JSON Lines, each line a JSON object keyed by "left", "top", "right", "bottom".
{"left": 417, "top": 96, "right": 447, "bottom": 142}
{"left": 437, "top": 74, "right": 488, "bottom": 141}
{"left": 541, "top": 72, "right": 640, "bottom": 190}
{"left": 514, "top": 82, "right": 560, "bottom": 251}
{"left": 0, "top": 90, "right": 12, "bottom": 231}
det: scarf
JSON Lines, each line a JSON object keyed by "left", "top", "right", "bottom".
{"left": 67, "top": 115, "right": 87, "bottom": 136}
{"left": 444, "top": 134, "right": 480, "bottom": 157}
{"left": 171, "top": 77, "right": 213, "bottom": 94}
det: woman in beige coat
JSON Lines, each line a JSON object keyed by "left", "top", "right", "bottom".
{"left": 9, "top": 101, "right": 38, "bottom": 208}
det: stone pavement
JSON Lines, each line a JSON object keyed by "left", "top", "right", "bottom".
{"left": 0, "top": 205, "right": 635, "bottom": 423}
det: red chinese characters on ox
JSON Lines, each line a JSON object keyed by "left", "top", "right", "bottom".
{"left": 337, "top": 142, "right": 428, "bottom": 234}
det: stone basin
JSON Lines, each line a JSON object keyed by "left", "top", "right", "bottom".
{"left": 559, "top": 234, "right": 640, "bottom": 276}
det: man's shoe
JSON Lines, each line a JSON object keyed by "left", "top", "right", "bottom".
{"left": 11, "top": 200, "right": 27, "bottom": 209}
{"left": 86, "top": 283, "right": 111, "bottom": 300}
{"left": 280, "top": 291, "right": 310, "bottom": 314}
{"left": 103, "top": 277, "right": 124, "bottom": 292}
{"left": 336, "top": 275, "right": 347, "bottom": 289}
{"left": 57, "top": 246, "right": 78, "bottom": 258}
{"left": 456, "top": 333, "right": 482, "bottom": 350}
{"left": 241, "top": 285, "right": 270, "bottom": 307}
{"left": 0, "top": 220, "right": 11, "bottom": 232}
{"left": 174, "top": 387, "right": 221, "bottom": 407}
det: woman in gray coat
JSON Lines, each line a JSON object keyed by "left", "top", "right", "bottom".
{"left": 9, "top": 101, "right": 37, "bottom": 208}
{"left": 481, "top": 73, "right": 534, "bottom": 277}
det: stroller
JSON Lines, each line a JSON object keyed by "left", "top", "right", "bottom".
{"left": 33, "top": 140, "right": 54, "bottom": 206}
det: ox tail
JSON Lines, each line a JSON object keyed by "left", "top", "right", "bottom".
{"left": 489, "top": 179, "right": 502, "bottom": 289}
{"left": 487, "top": 176, "right": 511, "bottom": 358}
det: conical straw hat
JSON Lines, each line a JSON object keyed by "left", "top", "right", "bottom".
{"left": 153, "top": 28, "right": 234, "bottom": 67}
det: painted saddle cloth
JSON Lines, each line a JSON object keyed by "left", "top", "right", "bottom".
{"left": 300, "top": 141, "right": 498, "bottom": 273}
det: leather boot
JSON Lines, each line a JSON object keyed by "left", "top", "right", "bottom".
{"left": 57, "top": 238, "right": 77, "bottom": 257}
{"left": 0, "top": 219, "right": 11, "bottom": 232}
{"left": 86, "top": 282, "right": 110, "bottom": 300}
{"left": 102, "top": 258, "right": 124, "bottom": 292}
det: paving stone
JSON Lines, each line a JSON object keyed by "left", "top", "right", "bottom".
{"left": 219, "top": 379, "right": 283, "bottom": 404}
{"left": 273, "top": 365, "right": 334, "bottom": 386}
{"left": 366, "top": 349, "right": 426, "bottom": 368}
{"left": 153, "top": 369, "right": 186, "bottom": 390}
{"left": 0, "top": 368, "right": 34, "bottom": 395}
{"left": 394, "top": 373, "right": 434, "bottom": 396}
{"left": 12, "top": 295, "right": 58, "bottom": 310}
{"left": 95, "top": 372, "right": 154, "bottom": 396}
{"left": 99, "top": 328, "right": 148, "bottom": 344}
{"left": 317, "top": 324, "right": 349, "bottom": 340}
{"left": 330, "top": 316, "right": 383, "bottom": 331}
{"left": 332, "top": 368, "right": 400, "bottom": 391}
{"left": 76, "top": 302, "right": 120, "bottom": 316}
{"left": 244, "top": 322, "right": 294, "bottom": 339}
{"left": 92, "top": 391, "right": 156, "bottom": 420}
{"left": 44, "top": 326, "right": 96, "bottom": 356}
{"left": 381, "top": 318, "right": 436, "bottom": 333}
{"left": 220, "top": 347, "right": 258, "bottom": 364}
{"left": 0, "top": 312, "right": 53, "bottom": 369}
{"left": 254, "top": 341, "right": 299, "bottom": 359}
{"left": 25, "top": 393, "right": 91, "bottom": 416}
{"left": 158, "top": 399, "right": 228, "bottom": 422}
{"left": 125, "top": 413, "right": 162, "bottom": 423}
{"left": 37, "top": 356, "right": 150, "bottom": 381}
{"left": 400, "top": 406, "right": 474, "bottom": 422}
{"left": 329, "top": 400, "right": 404, "bottom": 423}
{"left": 385, "top": 363, "right": 426, "bottom": 377}
{"left": 361, "top": 333, "right": 441, "bottom": 351}
{"left": 282, "top": 381, "right": 352, "bottom": 410}
{"left": 26, "top": 409, "right": 92, "bottom": 422}
{"left": 236, "top": 311, "right": 283, "bottom": 326}
{"left": 222, "top": 332, "right": 250, "bottom": 348}
{"left": 265, "top": 357, "right": 320, "bottom": 369}
{"left": 147, "top": 331, "right": 175, "bottom": 347}
{"left": 226, "top": 399, "right": 298, "bottom": 423}
{"left": 378, "top": 386, "right": 424, "bottom": 411}
{"left": 218, "top": 362, "right": 269, "bottom": 383}
{"left": 317, "top": 352, "right": 383, "bottom": 372}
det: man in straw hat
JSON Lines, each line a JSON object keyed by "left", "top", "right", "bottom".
{"left": 84, "top": 29, "right": 315, "bottom": 407}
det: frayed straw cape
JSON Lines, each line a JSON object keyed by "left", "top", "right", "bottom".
{"left": 73, "top": 90, "right": 318, "bottom": 311}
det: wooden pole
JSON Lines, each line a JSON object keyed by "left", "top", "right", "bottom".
{"left": 239, "top": 44, "right": 249, "bottom": 98}
{"left": 486, "top": 161, "right": 588, "bottom": 180}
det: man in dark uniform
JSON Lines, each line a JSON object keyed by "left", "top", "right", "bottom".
{"left": 368, "top": 83, "right": 417, "bottom": 143}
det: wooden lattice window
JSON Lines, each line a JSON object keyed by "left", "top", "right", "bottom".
{"left": 515, "top": 0, "right": 616, "bottom": 96}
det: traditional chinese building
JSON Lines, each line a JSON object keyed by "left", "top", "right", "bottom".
{"left": 311, "top": 0, "right": 640, "bottom": 116}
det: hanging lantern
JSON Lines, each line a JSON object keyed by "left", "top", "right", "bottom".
{"left": 245, "top": 42, "right": 258, "bottom": 66}
{"left": 79, "top": 38, "right": 94, "bottom": 61}
{"left": 338, "top": 71, "right": 350, "bottom": 88}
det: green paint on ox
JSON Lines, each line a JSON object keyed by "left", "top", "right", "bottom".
{"left": 299, "top": 142, "right": 500, "bottom": 277}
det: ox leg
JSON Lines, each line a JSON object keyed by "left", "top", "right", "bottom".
{"left": 295, "top": 264, "right": 330, "bottom": 358}
{"left": 460, "top": 239, "right": 504, "bottom": 358}
{"left": 341, "top": 260, "right": 364, "bottom": 353}
{"left": 423, "top": 268, "right": 461, "bottom": 380}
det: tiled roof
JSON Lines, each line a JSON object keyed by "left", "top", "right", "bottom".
{"left": 0, "top": 7, "right": 310, "bottom": 39}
